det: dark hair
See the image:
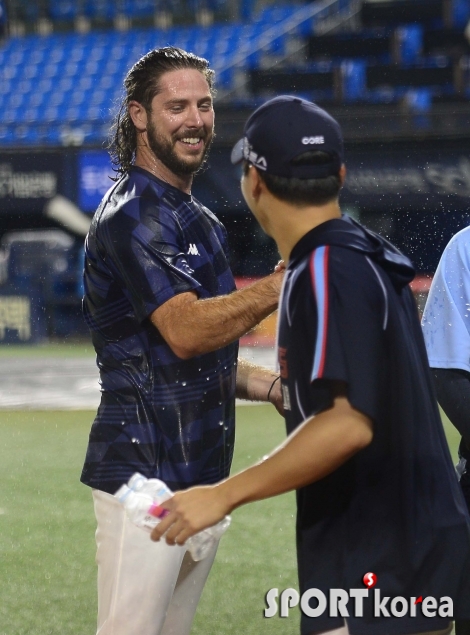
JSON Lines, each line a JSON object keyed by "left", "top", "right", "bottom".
{"left": 244, "top": 151, "right": 342, "bottom": 206}
{"left": 109, "top": 47, "right": 215, "bottom": 178}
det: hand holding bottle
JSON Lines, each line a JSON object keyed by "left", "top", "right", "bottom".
{"left": 115, "top": 473, "right": 231, "bottom": 561}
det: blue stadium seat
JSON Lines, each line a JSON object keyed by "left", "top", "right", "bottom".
{"left": 40, "top": 104, "right": 61, "bottom": 123}
{"left": 85, "top": 104, "right": 107, "bottom": 121}
{"left": 452, "top": 0, "right": 470, "bottom": 26}
{"left": 63, "top": 103, "right": 88, "bottom": 122}
{"left": 27, "top": 91, "right": 48, "bottom": 109}
{"left": 13, "top": 126, "right": 41, "bottom": 145}
{"left": 37, "top": 78, "right": 54, "bottom": 94}
{"left": 405, "top": 87, "right": 432, "bottom": 112}
{"left": 404, "top": 87, "right": 432, "bottom": 129}
{"left": 24, "top": 107, "right": 41, "bottom": 123}
{"left": 341, "top": 60, "right": 367, "bottom": 100}
{"left": 395, "top": 25, "right": 423, "bottom": 65}
{"left": 23, "top": 63, "right": 42, "bottom": 80}
{"left": 46, "top": 125, "right": 65, "bottom": 145}
{"left": 0, "top": 125, "right": 16, "bottom": 145}
{"left": 5, "top": 92, "right": 27, "bottom": 110}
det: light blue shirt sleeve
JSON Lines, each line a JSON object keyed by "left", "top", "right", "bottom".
{"left": 422, "top": 225, "right": 470, "bottom": 372}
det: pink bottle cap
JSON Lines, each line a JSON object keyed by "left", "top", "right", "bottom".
{"left": 148, "top": 503, "right": 169, "bottom": 519}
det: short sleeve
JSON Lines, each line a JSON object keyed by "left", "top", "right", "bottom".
{"left": 422, "top": 228, "right": 470, "bottom": 372}
{"left": 100, "top": 196, "right": 201, "bottom": 322}
{"left": 306, "top": 247, "right": 386, "bottom": 423}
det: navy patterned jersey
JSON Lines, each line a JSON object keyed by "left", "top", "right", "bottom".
{"left": 81, "top": 166, "right": 238, "bottom": 495}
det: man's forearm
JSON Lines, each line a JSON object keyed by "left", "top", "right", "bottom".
{"left": 150, "top": 394, "right": 373, "bottom": 545}
{"left": 151, "top": 272, "right": 282, "bottom": 359}
{"left": 236, "top": 358, "right": 283, "bottom": 415}
{"left": 219, "top": 395, "right": 373, "bottom": 510}
{"left": 236, "top": 357, "right": 279, "bottom": 402}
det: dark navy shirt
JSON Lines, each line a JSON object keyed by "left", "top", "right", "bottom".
{"left": 277, "top": 216, "right": 470, "bottom": 634}
{"left": 81, "top": 166, "right": 238, "bottom": 494}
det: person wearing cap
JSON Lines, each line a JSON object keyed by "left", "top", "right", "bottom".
{"left": 151, "top": 96, "right": 470, "bottom": 635}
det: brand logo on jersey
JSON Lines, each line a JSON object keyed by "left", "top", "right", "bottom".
{"left": 301, "top": 135, "right": 325, "bottom": 145}
{"left": 188, "top": 244, "right": 200, "bottom": 256}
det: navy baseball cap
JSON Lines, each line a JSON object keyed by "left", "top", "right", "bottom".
{"left": 231, "top": 96, "right": 344, "bottom": 179}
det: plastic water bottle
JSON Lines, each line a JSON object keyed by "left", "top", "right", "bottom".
{"left": 114, "top": 473, "right": 231, "bottom": 561}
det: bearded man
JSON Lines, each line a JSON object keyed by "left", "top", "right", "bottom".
{"left": 80, "top": 47, "right": 284, "bottom": 635}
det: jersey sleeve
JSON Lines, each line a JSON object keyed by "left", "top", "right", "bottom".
{"left": 99, "top": 196, "right": 201, "bottom": 322}
{"left": 305, "top": 246, "right": 386, "bottom": 423}
{"left": 422, "top": 228, "right": 470, "bottom": 372}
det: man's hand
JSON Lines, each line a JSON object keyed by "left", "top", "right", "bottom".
{"left": 150, "top": 484, "right": 231, "bottom": 546}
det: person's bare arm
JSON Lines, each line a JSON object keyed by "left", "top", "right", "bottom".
{"left": 150, "top": 385, "right": 373, "bottom": 545}
{"left": 150, "top": 272, "right": 283, "bottom": 359}
{"left": 236, "top": 357, "right": 283, "bottom": 415}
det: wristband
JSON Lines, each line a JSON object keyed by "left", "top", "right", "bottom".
{"left": 267, "top": 376, "right": 281, "bottom": 402}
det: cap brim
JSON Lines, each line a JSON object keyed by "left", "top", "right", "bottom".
{"left": 230, "top": 138, "right": 244, "bottom": 165}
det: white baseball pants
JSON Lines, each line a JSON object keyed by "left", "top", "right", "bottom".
{"left": 92, "top": 489, "right": 218, "bottom": 635}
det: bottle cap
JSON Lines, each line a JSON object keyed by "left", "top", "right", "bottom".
{"left": 148, "top": 503, "right": 169, "bottom": 519}
{"left": 115, "top": 484, "right": 131, "bottom": 502}
{"left": 128, "top": 473, "right": 146, "bottom": 490}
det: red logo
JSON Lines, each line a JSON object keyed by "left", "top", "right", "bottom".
{"left": 362, "top": 572, "right": 377, "bottom": 588}
{"left": 279, "top": 347, "right": 289, "bottom": 379}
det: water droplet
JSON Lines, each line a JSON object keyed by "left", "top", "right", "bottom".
{"left": 219, "top": 421, "right": 224, "bottom": 426}
{"left": 131, "top": 438, "right": 140, "bottom": 444}
{"left": 182, "top": 381, "right": 187, "bottom": 386}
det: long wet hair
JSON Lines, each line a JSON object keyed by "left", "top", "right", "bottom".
{"left": 109, "top": 46, "right": 215, "bottom": 178}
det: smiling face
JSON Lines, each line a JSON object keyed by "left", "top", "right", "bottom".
{"left": 144, "top": 68, "right": 214, "bottom": 177}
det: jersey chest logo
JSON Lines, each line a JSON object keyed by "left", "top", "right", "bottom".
{"left": 188, "top": 243, "right": 200, "bottom": 256}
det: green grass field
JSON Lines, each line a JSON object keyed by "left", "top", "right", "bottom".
{"left": 0, "top": 402, "right": 461, "bottom": 635}
{"left": 0, "top": 405, "right": 298, "bottom": 635}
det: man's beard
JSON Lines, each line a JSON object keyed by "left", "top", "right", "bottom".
{"left": 146, "top": 121, "right": 213, "bottom": 176}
